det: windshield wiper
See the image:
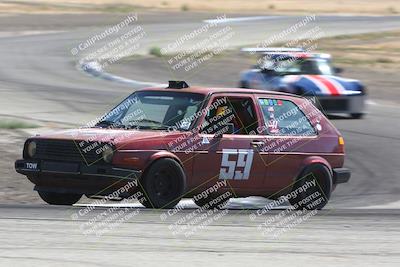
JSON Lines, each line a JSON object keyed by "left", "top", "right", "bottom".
{"left": 132, "top": 118, "right": 165, "bottom": 125}
{"left": 120, "top": 125, "right": 168, "bottom": 130}
{"left": 96, "top": 120, "right": 126, "bottom": 129}
{"left": 123, "top": 118, "right": 169, "bottom": 128}
{"left": 95, "top": 120, "right": 115, "bottom": 127}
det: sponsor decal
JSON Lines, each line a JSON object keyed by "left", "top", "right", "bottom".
{"left": 268, "top": 119, "right": 279, "bottom": 134}
{"left": 201, "top": 136, "right": 210, "bottom": 145}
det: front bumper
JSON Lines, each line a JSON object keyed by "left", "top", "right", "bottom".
{"left": 15, "top": 159, "right": 141, "bottom": 179}
{"left": 15, "top": 159, "right": 141, "bottom": 195}
{"left": 332, "top": 168, "right": 351, "bottom": 184}
{"left": 308, "top": 94, "right": 365, "bottom": 114}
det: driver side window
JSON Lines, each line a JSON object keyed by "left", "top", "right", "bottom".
{"left": 201, "top": 96, "right": 258, "bottom": 135}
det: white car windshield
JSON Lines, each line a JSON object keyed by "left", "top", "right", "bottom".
{"left": 263, "top": 58, "right": 335, "bottom": 75}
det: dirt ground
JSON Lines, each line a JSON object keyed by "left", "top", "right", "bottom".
{"left": 0, "top": 129, "right": 41, "bottom": 203}
{"left": 1, "top": 0, "right": 400, "bottom": 14}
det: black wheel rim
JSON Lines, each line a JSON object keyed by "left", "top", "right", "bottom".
{"left": 152, "top": 169, "right": 176, "bottom": 201}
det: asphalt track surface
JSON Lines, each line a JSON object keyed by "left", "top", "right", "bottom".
{"left": 0, "top": 12, "right": 400, "bottom": 266}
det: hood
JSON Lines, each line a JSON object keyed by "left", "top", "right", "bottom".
{"left": 281, "top": 75, "right": 364, "bottom": 96}
{"left": 34, "top": 128, "right": 182, "bottom": 149}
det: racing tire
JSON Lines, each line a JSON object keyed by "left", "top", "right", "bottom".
{"left": 139, "top": 158, "right": 186, "bottom": 209}
{"left": 38, "top": 191, "right": 82, "bottom": 205}
{"left": 193, "top": 192, "right": 231, "bottom": 209}
{"left": 288, "top": 164, "right": 332, "bottom": 210}
{"left": 350, "top": 113, "right": 364, "bottom": 119}
{"left": 239, "top": 81, "right": 249, "bottom": 88}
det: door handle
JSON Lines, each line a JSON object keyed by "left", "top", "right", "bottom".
{"left": 251, "top": 140, "right": 265, "bottom": 147}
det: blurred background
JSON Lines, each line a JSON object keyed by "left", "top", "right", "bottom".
{"left": 0, "top": 0, "right": 399, "bottom": 209}
{"left": 1, "top": 1, "right": 400, "bottom": 266}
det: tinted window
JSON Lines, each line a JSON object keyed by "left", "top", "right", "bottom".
{"left": 201, "top": 97, "right": 258, "bottom": 135}
{"left": 259, "top": 98, "right": 316, "bottom": 136}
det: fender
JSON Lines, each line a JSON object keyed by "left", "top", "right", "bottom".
{"left": 146, "top": 151, "right": 183, "bottom": 170}
{"left": 295, "top": 155, "right": 333, "bottom": 182}
{"left": 289, "top": 157, "right": 334, "bottom": 200}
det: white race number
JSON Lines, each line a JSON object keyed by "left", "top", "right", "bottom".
{"left": 219, "top": 149, "right": 254, "bottom": 180}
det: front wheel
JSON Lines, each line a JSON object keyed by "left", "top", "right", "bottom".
{"left": 38, "top": 191, "right": 82, "bottom": 205}
{"left": 239, "top": 81, "right": 249, "bottom": 88}
{"left": 139, "top": 158, "right": 186, "bottom": 209}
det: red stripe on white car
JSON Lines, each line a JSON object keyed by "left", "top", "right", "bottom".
{"left": 303, "top": 75, "right": 332, "bottom": 95}
{"left": 311, "top": 75, "right": 340, "bottom": 95}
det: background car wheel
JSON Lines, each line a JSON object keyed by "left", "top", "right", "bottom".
{"left": 38, "top": 191, "right": 82, "bottom": 205}
{"left": 288, "top": 164, "right": 332, "bottom": 210}
{"left": 351, "top": 113, "right": 364, "bottom": 119}
{"left": 140, "top": 158, "right": 186, "bottom": 209}
{"left": 193, "top": 193, "right": 230, "bottom": 209}
{"left": 239, "top": 81, "right": 249, "bottom": 88}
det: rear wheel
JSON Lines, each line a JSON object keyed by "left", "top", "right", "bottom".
{"left": 288, "top": 164, "right": 332, "bottom": 210}
{"left": 38, "top": 191, "right": 82, "bottom": 205}
{"left": 139, "top": 158, "right": 186, "bottom": 209}
{"left": 239, "top": 81, "right": 249, "bottom": 88}
{"left": 350, "top": 113, "right": 364, "bottom": 119}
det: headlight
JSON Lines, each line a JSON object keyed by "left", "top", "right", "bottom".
{"left": 102, "top": 145, "right": 114, "bottom": 163}
{"left": 27, "top": 141, "right": 37, "bottom": 158}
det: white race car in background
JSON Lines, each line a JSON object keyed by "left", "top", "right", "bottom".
{"left": 239, "top": 48, "right": 366, "bottom": 119}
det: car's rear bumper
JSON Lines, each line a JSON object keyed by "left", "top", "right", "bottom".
{"left": 15, "top": 159, "right": 141, "bottom": 195}
{"left": 308, "top": 94, "right": 365, "bottom": 114}
{"left": 332, "top": 168, "right": 351, "bottom": 184}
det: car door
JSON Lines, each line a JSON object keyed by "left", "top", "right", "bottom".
{"left": 191, "top": 93, "right": 267, "bottom": 194}
{"left": 255, "top": 95, "right": 318, "bottom": 193}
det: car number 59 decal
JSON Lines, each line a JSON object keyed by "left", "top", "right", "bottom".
{"left": 219, "top": 149, "right": 254, "bottom": 180}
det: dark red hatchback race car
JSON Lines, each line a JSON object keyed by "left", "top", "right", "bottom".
{"left": 15, "top": 81, "right": 350, "bottom": 210}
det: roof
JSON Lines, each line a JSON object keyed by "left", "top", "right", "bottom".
{"left": 261, "top": 52, "right": 331, "bottom": 60}
{"left": 136, "top": 85, "right": 302, "bottom": 98}
{"left": 240, "top": 47, "right": 331, "bottom": 60}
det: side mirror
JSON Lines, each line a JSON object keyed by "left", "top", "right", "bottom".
{"left": 334, "top": 67, "right": 343, "bottom": 74}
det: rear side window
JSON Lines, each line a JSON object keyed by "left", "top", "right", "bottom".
{"left": 259, "top": 98, "right": 316, "bottom": 136}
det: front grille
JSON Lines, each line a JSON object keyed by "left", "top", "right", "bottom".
{"left": 318, "top": 99, "right": 348, "bottom": 111}
{"left": 32, "top": 139, "right": 105, "bottom": 164}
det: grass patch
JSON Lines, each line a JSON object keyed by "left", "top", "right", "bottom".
{"left": 181, "top": 4, "right": 190, "bottom": 11}
{"left": 0, "top": 120, "right": 39, "bottom": 129}
{"left": 309, "top": 30, "right": 400, "bottom": 69}
{"left": 387, "top": 6, "right": 398, "bottom": 14}
{"left": 95, "top": 4, "right": 137, "bottom": 13}
{"left": 2, "top": 0, "right": 400, "bottom": 14}
{"left": 149, "top": 46, "right": 163, "bottom": 57}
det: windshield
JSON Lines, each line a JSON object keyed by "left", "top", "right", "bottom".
{"left": 262, "top": 58, "right": 335, "bottom": 75}
{"left": 97, "top": 91, "right": 205, "bottom": 131}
